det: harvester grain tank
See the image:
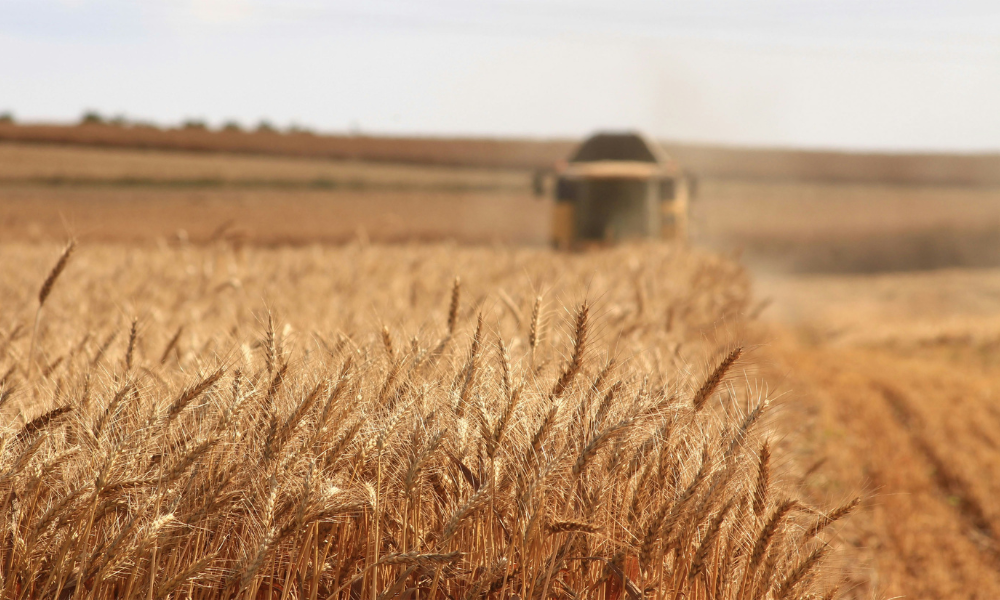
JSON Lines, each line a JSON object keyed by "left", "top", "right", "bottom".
{"left": 551, "top": 132, "right": 689, "bottom": 248}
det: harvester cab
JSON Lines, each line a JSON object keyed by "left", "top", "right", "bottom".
{"left": 550, "top": 132, "right": 689, "bottom": 249}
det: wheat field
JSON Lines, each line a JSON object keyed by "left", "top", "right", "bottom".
{"left": 0, "top": 241, "right": 854, "bottom": 599}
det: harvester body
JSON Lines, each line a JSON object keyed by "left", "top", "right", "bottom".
{"left": 552, "top": 132, "right": 688, "bottom": 248}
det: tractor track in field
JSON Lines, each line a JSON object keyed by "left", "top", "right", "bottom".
{"left": 766, "top": 338, "right": 1000, "bottom": 598}
{"left": 757, "top": 267, "right": 1000, "bottom": 598}
{"left": 873, "top": 381, "right": 1000, "bottom": 568}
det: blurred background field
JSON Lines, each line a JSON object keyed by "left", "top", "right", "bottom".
{"left": 4, "top": 131, "right": 1000, "bottom": 273}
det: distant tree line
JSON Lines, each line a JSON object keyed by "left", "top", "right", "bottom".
{"left": 75, "top": 110, "right": 311, "bottom": 135}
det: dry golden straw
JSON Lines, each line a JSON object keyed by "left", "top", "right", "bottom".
{"left": 0, "top": 241, "right": 852, "bottom": 600}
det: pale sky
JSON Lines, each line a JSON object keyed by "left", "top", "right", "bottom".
{"left": 2, "top": 0, "right": 999, "bottom": 151}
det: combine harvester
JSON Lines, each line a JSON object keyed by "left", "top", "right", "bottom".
{"left": 549, "top": 132, "right": 691, "bottom": 248}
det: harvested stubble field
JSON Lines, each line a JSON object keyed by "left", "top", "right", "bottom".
{"left": 694, "top": 179, "right": 1000, "bottom": 273}
{"left": 5, "top": 142, "right": 1000, "bottom": 274}
{"left": 0, "top": 142, "right": 541, "bottom": 245}
{"left": 759, "top": 268, "right": 1000, "bottom": 599}
{"left": 0, "top": 143, "right": 529, "bottom": 190}
{"left": 6, "top": 123, "right": 1000, "bottom": 186}
{"left": 0, "top": 241, "right": 855, "bottom": 599}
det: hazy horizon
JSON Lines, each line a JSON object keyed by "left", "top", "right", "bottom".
{"left": 3, "top": 1, "right": 999, "bottom": 153}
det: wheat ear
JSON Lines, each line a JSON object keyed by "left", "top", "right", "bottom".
{"left": 748, "top": 499, "right": 797, "bottom": 574}
{"left": 753, "top": 440, "right": 771, "bottom": 517}
{"left": 692, "top": 346, "right": 742, "bottom": 411}
{"left": 551, "top": 301, "right": 589, "bottom": 399}
{"left": 447, "top": 276, "right": 461, "bottom": 335}
{"left": 775, "top": 546, "right": 827, "bottom": 599}
{"left": 529, "top": 295, "right": 543, "bottom": 354}
{"left": 124, "top": 318, "right": 138, "bottom": 371}
{"left": 803, "top": 497, "right": 861, "bottom": 540}
{"left": 27, "top": 241, "right": 75, "bottom": 381}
